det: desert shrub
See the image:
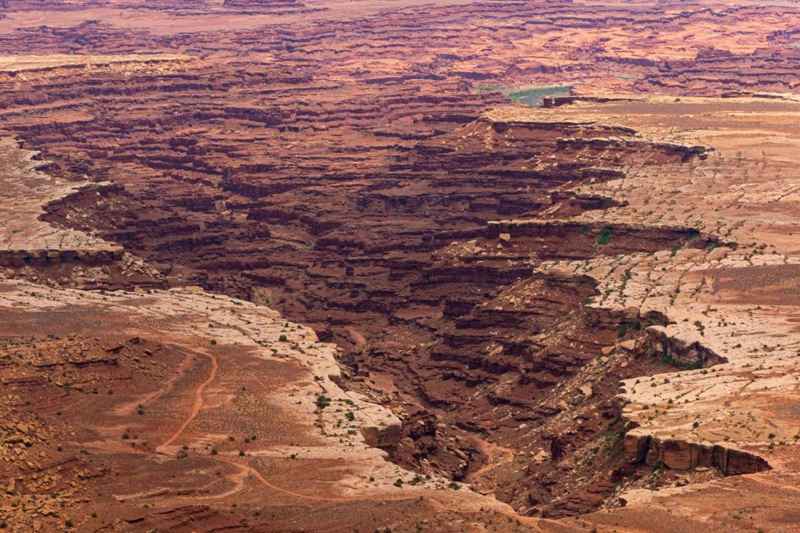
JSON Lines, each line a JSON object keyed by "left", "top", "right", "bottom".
{"left": 597, "top": 226, "right": 613, "bottom": 246}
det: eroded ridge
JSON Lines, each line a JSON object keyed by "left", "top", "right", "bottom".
{"left": 0, "top": 145, "right": 532, "bottom": 531}
{"left": 38, "top": 97, "right": 737, "bottom": 517}
{"left": 0, "top": 138, "right": 119, "bottom": 264}
{"left": 1, "top": 279, "right": 531, "bottom": 531}
{"left": 511, "top": 96, "right": 800, "bottom": 531}
{"left": 0, "top": 138, "right": 162, "bottom": 289}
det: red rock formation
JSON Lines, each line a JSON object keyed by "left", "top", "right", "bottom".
{"left": 624, "top": 434, "right": 770, "bottom": 475}
{"left": 0, "top": 0, "right": 799, "bottom": 527}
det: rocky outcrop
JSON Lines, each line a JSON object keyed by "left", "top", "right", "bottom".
{"left": 556, "top": 138, "right": 711, "bottom": 161}
{"left": 635, "top": 326, "right": 728, "bottom": 369}
{"left": 487, "top": 220, "right": 719, "bottom": 257}
{"left": 361, "top": 421, "right": 403, "bottom": 449}
{"left": 0, "top": 248, "right": 122, "bottom": 267}
{"left": 623, "top": 433, "right": 770, "bottom": 475}
{"left": 542, "top": 95, "right": 638, "bottom": 108}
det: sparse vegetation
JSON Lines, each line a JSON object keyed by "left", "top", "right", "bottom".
{"left": 315, "top": 394, "right": 331, "bottom": 409}
{"left": 597, "top": 226, "right": 613, "bottom": 246}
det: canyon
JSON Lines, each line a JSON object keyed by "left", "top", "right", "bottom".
{"left": 2, "top": 1, "right": 800, "bottom": 531}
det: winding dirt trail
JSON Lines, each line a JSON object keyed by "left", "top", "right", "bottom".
{"left": 216, "top": 456, "right": 357, "bottom": 503}
{"left": 158, "top": 350, "right": 219, "bottom": 452}
{"left": 144, "top": 331, "right": 538, "bottom": 526}
{"left": 153, "top": 346, "right": 357, "bottom": 503}
{"left": 113, "top": 349, "right": 194, "bottom": 417}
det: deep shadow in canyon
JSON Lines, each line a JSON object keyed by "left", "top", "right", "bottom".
{"left": 37, "top": 112, "right": 727, "bottom": 516}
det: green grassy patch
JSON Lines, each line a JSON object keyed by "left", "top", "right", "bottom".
{"left": 474, "top": 83, "right": 573, "bottom": 106}
{"left": 596, "top": 226, "right": 613, "bottom": 246}
{"left": 508, "top": 84, "right": 572, "bottom": 106}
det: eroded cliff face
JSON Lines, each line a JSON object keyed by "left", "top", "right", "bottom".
{"left": 2, "top": 1, "right": 800, "bottom": 532}
{"left": 33, "top": 101, "right": 741, "bottom": 517}
{"left": 517, "top": 96, "right": 800, "bottom": 532}
{"left": 0, "top": 132, "right": 535, "bottom": 533}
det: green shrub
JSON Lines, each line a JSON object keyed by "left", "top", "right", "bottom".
{"left": 597, "top": 227, "right": 613, "bottom": 246}
{"left": 315, "top": 394, "right": 331, "bottom": 409}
